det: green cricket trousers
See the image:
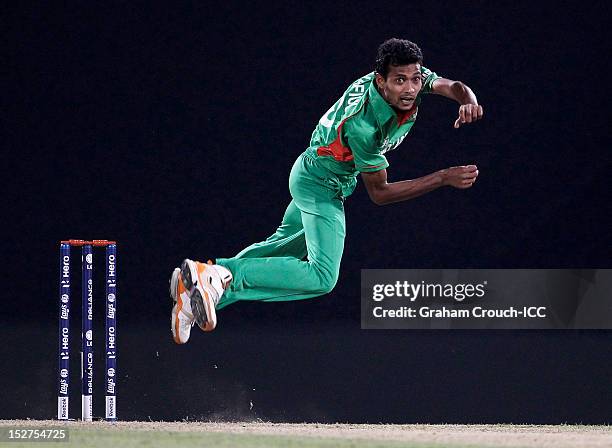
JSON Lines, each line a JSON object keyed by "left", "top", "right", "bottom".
{"left": 216, "top": 151, "right": 357, "bottom": 309}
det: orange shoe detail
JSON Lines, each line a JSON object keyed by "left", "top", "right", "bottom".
{"left": 195, "top": 262, "right": 217, "bottom": 331}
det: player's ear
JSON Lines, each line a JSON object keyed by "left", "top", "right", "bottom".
{"left": 375, "top": 72, "right": 385, "bottom": 89}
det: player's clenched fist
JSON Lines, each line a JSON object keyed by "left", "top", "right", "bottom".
{"left": 441, "top": 165, "right": 479, "bottom": 189}
{"left": 454, "top": 104, "right": 484, "bottom": 128}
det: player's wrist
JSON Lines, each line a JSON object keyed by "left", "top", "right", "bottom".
{"left": 438, "top": 169, "right": 449, "bottom": 186}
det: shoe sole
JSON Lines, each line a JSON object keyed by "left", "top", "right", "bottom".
{"left": 169, "top": 268, "right": 179, "bottom": 301}
{"left": 169, "top": 268, "right": 187, "bottom": 344}
{"left": 180, "top": 259, "right": 217, "bottom": 332}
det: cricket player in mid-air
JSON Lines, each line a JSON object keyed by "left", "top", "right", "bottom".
{"left": 169, "top": 38, "right": 483, "bottom": 343}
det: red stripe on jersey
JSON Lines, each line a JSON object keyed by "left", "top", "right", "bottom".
{"left": 316, "top": 118, "right": 354, "bottom": 162}
{"left": 397, "top": 105, "right": 417, "bottom": 126}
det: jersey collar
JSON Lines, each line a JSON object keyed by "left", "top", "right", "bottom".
{"left": 368, "top": 79, "right": 417, "bottom": 127}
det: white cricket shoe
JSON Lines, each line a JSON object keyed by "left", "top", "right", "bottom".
{"left": 180, "top": 259, "right": 232, "bottom": 332}
{"left": 169, "top": 267, "right": 196, "bottom": 344}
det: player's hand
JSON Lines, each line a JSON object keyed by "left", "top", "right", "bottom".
{"left": 454, "top": 104, "right": 483, "bottom": 128}
{"left": 441, "top": 165, "right": 479, "bottom": 189}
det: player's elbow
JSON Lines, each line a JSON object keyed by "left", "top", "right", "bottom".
{"left": 361, "top": 170, "right": 390, "bottom": 205}
{"left": 370, "top": 195, "right": 385, "bottom": 206}
{"left": 367, "top": 189, "right": 390, "bottom": 206}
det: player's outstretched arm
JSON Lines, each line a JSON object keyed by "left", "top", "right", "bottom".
{"left": 431, "top": 78, "right": 484, "bottom": 128}
{"left": 361, "top": 166, "right": 478, "bottom": 206}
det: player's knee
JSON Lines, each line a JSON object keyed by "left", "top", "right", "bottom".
{"left": 318, "top": 271, "right": 339, "bottom": 295}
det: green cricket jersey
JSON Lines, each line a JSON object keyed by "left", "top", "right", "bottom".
{"left": 305, "top": 67, "right": 440, "bottom": 176}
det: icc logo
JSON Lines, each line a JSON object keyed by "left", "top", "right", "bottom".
{"left": 108, "top": 368, "right": 115, "bottom": 377}
{"left": 86, "top": 330, "right": 93, "bottom": 341}
{"left": 86, "top": 254, "right": 93, "bottom": 264}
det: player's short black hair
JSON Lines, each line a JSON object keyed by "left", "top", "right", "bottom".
{"left": 375, "top": 38, "right": 423, "bottom": 79}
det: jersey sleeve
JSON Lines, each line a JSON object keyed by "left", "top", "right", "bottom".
{"left": 420, "top": 66, "right": 440, "bottom": 95}
{"left": 342, "top": 118, "right": 389, "bottom": 173}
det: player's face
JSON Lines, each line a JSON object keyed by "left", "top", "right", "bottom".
{"left": 376, "top": 63, "right": 422, "bottom": 112}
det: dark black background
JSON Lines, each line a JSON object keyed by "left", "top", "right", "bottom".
{"left": 2, "top": 1, "right": 611, "bottom": 422}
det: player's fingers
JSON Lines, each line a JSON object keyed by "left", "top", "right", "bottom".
{"left": 477, "top": 105, "right": 484, "bottom": 119}
{"left": 454, "top": 117, "right": 462, "bottom": 128}
{"left": 464, "top": 106, "right": 473, "bottom": 123}
{"left": 464, "top": 165, "right": 478, "bottom": 172}
{"left": 470, "top": 105, "right": 479, "bottom": 122}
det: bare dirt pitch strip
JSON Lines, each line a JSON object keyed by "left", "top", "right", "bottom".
{"left": 1, "top": 420, "right": 611, "bottom": 448}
